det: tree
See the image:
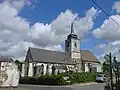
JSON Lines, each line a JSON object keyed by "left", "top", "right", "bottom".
{"left": 14, "top": 60, "right": 22, "bottom": 72}
{"left": 103, "top": 53, "right": 120, "bottom": 90}
{"left": 102, "top": 57, "right": 110, "bottom": 74}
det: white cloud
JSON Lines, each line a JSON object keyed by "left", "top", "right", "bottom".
{"left": 93, "top": 1, "right": 120, "bottom": 40}
{"left": 51, "top": 9, "right": 78, "bottom": 35}
{"left": 91, "top": 1, "right": 120, "bottom": 62}
{"left": 94, "top": 40, "right": 120, "bottom": 62}
{"left": 0, "top": 0, "right": 99, "bottom": 60}
{"left": 27, "top": 7, "right": 99, "bottom": 48}
{"left": 0, "top": 1, "right": 18, "bottom": 16}
{"left": 52, "top": 7, "right": 100, "bottom": 38}
{"left": 74, "top": 7, "right": 100, "bottom": 37}
{"left": 113, "top": 1, "right": 120, "bottom": 14}
{"left": 10, "top": 0, "right": 25, "bottom": 10}
{"left": 45, "top": 45, "right": 63, "bottom": 51}
{"left": 93, "top": 15, "right": 120, "bottom": 40}
{"left": 0, "top": 0, "right": 39, "bottom": 10}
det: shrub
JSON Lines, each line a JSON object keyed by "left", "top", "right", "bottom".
{"left": 60, "top": 72, "right": 96, "bottom": 83}
{"left": 19, "top": 72, "right": 96, "bottom": 85}
{"left": 19, "top": 74, "right": 68, "bottom": 85}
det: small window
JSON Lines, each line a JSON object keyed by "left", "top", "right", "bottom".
{"left": 88, "top": 63, "right": 90, "bottom": 67}
{"left": 74, "top": 43, "right": 77, "bottom": 47}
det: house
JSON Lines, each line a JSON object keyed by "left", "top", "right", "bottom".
{"left": 22, "top": 23, "right": 101, "bottom": 77}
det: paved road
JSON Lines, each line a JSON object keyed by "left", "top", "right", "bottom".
{"left": 19, "top": 83, "right": 105, "bottom": 90}
{"left": 19, "top": 85, "right": 73, "bottom": 90}
{"left": 72, "top": 83, "right": 105, "bottom": 90}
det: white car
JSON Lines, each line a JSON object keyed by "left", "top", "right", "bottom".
{"left": 96, "top": 74, "right": 106, "bottom": 83}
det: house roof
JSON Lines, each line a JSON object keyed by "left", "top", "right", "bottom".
{"left": 80, "top": 50, "right": 100, "bottom": 63}
{"left": 29, "top": 47, "right": 73, "bottom": 64}
{"left": 28, "top": 47, "right": 99, "bottom": 64}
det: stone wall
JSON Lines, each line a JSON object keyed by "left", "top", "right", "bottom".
{"left": 0, "top": 62, "right": 19, "bottom": 87}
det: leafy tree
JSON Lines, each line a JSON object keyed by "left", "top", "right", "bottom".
{"left": 15, "top": 60, "right": 22, "bottom": 72}
{"left": 102, "top": 58, "right": 110, "bottom": 74}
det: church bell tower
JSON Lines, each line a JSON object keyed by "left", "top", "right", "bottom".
{"left": 65, "top": 22, "right": 80, "bottom": 53}
{"left": 65, "top": 22, "right": 81, "bottom": 72}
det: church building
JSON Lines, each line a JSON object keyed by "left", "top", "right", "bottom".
{"left": 22, "top": 23, "right": 101, "bottom": 77}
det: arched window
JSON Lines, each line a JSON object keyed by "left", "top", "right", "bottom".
{"left": 33, "top": 63, "right": 37, "bottom": 76}
{"left": 52, "top": 65, "right": 55, "bottom": 74}
{"left": 41, "top": 64, "right": 44, "bottom": 75}
{"left": 88, "top": 63, "right": 90, "bottom": 67}
{"left": 46, "top": 64, "right": 49, "bottom": 74}
{"left": 74, "top": 42, "right": 77, "bottom": 47}
{"left": 57, "top": 70, "right": 60, "bottom": 74}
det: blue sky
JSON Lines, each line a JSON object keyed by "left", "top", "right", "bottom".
{"left": 19, "top": 0, "right": 118, "bottom": 54}
{"left": 19, "top": 0, "right": 115, "bottom": 25}
{"left": 0, "top": 0, "right": 120, "bottom": 60}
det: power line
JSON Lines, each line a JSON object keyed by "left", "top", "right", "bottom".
{"left": 92, "top": 0, "right": 120, "bottom": 27}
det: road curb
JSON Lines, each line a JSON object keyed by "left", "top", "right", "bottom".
{"left": 19, "top": 82, "right": 98, "bottom": 88}
{"left": 71, "top": 82, "right": 98, "bottom": 87}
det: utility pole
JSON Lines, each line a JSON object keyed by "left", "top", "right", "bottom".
{"left": 116, "top": 64, "right": 119, "bottom": 89}
{"left": 118, "top": 50, "right": 120, "bottom": 83}
{"left": 118, "top": 66, "right": 119, "bottom": 82}
{"left": 109, "top": 53, "right": 113, "bottom": 90}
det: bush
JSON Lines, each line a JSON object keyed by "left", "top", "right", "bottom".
{"left": 19, "top": 74, "right": 69, "bottom": 85}
{"left": 19, "top": 72, "right": 96, "bottom": 85}
{"left": 61, "top": 72, "right": 96, "bottom": 83}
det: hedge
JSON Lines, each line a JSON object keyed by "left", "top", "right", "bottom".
{"left": 19, "top": 74, "right": 71, "bottom": 85}
{"left": 19, "top": 72, "right": 96, "bottom": 85}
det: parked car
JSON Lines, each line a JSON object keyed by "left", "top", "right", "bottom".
{"left": 96, "top": 74, "right": 106, "bottom": 83}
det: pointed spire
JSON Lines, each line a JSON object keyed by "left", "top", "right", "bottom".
{"left": 67, "top": 21, "right": 77, "bottom": 39}
{"left": 71, "top": 22, "right": 74, "bottom": 34}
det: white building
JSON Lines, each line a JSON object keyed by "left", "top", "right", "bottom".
{"left": 22, "top": 23, "right": 101, "bottom": 77}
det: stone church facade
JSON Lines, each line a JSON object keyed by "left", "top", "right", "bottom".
{"left": 22, "top": 23, "right": 101, "bottom": 77}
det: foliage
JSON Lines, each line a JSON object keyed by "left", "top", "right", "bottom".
{"left": 19, "top": 72, "right": 96, "bottom": 85}
{"left": 102, "top": 58, "right": 111, "bottom": 73}
{"left": 15, "top": 60, "right": 22, "bottom": 72}
{"left": 65, "top": 72, "right": 96, "bottom": 83}
{"left": 19, "top": 74, "right": 70, "bottom": 85}
{"left": 103, "top": 53, "right": 120, "bottom": 90}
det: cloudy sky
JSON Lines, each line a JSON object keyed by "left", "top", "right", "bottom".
{"left": 0, "top": 0, "right": 120, "bottom": 62}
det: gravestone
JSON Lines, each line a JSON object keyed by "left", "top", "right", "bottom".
{"left": 0, "top": 62, "right": 19, "bottom": 87}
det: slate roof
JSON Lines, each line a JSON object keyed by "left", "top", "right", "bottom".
{"left": 80, "top": 50, "right": 100, "bottom": 63}
{"left": 29, "top": 47, "right": 73, "bottom": 64}
{"left": 28, "top": 47, "right": 99, "bottom": 64}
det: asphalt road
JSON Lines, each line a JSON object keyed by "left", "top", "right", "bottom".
{"left": 19, "top": 83, "right": 105, "bottom": 90}
{"left": 19, "top": 85, "right": 73, "bottom": 90}
{"left": 72, "top": 83, "right": 105, "bottom": 90}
